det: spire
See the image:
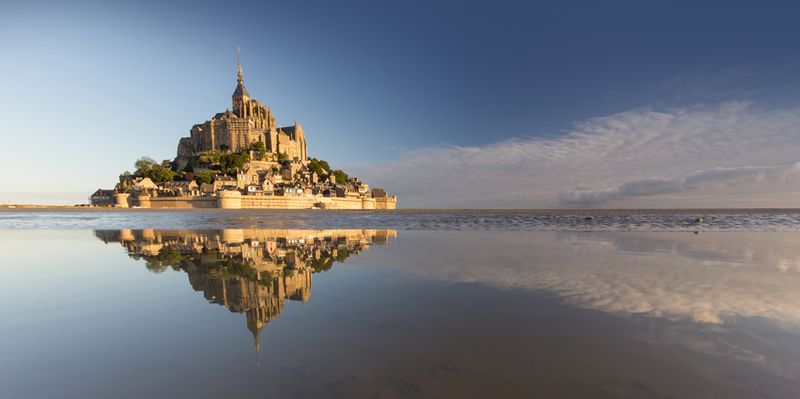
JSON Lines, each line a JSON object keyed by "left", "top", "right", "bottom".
{"left": 232, "top": 47, "right": 249, "bottom": 111}
{"left": 236, "top": 47, "right": 243, "bottom": 83}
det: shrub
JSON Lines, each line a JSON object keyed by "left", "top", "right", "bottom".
{"left": 249, "top": 141, "right": 266, "bottom": 153}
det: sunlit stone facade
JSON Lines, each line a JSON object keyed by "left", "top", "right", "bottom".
{"left": 174, "top": 54, "right": 307, "bottom": 171}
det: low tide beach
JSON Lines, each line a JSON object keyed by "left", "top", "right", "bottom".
{"left": 1, "top": 210, "right": 799, "bottom": 398}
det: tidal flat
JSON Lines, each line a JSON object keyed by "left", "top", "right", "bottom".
{"left": 1, "top": 214, "right": 799, "bottom": 398}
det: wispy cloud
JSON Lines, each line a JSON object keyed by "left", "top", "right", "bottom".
{"left": 560, "top": 163, "right": 800, "bottom": 205}
{"left": 355, "top": 102, "right": 800, "bottom": 208}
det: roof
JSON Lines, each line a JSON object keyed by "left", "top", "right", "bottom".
{"left": 133, "top": 178, "right": 158, "bottom": 190}
{"left": 160, "top": 181, "right": 198, "bottom": 189}
{"left": 91, "top": 189, "right": 115, "bottom": 197}
{"left": 233, "top": 81, "right": 249, "bottom": 98}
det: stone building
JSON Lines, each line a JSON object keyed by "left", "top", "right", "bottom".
{"left": 174, "top": 52, "right": 308, "bottom": 171}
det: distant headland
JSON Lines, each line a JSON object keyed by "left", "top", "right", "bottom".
{"left": 90, "top": 51, "right": 396, "bottom": 210}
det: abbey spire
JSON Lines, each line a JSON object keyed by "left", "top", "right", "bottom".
{"left": 237, "top": 47, "right": 244, "bottom": 84}
{"left": 232, "top": 47, "right": 250, "bottom": 117}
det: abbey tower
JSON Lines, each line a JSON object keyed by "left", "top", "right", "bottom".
{"left": 174, "top": 51, "right": 308, "bottom": 171}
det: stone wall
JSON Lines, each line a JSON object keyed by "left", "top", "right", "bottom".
{"left": 131, "top": 194, "right": 394, "bottom": 210}
{"left": 375, "top": 196, "right": 398, "bottom": 210}
{"left": 241, "top": 196, "right": 316, "bottom": 209}
{"left": 148, "top": 196, "right": 217, "bottom": 209}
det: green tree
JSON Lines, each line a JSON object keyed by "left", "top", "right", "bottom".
{"left": 197, "top": 150, "right": 221, "bottom": 165}
{"left": 308, "top": 158, "right": 329, "bottom": 178}
{"left": 134, "top": 157, "right": 176, "bottom": 182}
{"left": 194, "top": 170, "right": 215, "bottom": 185}
{"left": 134, "top": 157, "right": 158, "bottom": 174}
{"left": 219, "top": 151, "right": 250, "bottom": 174}
{"left": 249, "top": 141, "right": 266, "bottom": 153}
{"left": 319, "top": 160, "right": 331, "bottom": 172}
{"left": 277, "top": 152, "right": 290, "bottom": 163}
{"left": 150, "top": 164, "right": 177, "bottom": 182}
{"left": 332, "top": 169, "right": 349, "bottom": 184}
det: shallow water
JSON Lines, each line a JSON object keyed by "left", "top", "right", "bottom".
{"left": 1, "top": 225, "right": 800, "bottom": 398}
{"left": 2, "top": 208, "right": 800, "bottom": 231}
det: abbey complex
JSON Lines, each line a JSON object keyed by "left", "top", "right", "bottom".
{"left": 91, "top": 53, "right": 396, "bottom": 209}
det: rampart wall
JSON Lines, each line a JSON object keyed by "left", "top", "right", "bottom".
{"left": 118, "top": 193, "right": 397, "bottom": 210}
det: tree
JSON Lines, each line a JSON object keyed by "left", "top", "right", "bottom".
{"left": 249, "top": 141, "right": 266, "bottom": 153}
{"left": 219, "top": 151, "right": 250, "bottom": 174}
{"left": 150, "top": 164, "right": 177, "bottom": 182}
{"left": 319, "top": 160, "right": 331, "bottom": 172}
{"left": 308, "top": 158, "right": 329, "bottom": 177}
{"left": 197, "top": 150, "right": 221, "bottom": 165}
{"left": 332, "top": 169, "right": 349, "bottom": 184}
{"left": 195, "top": 170, "right": 214, "bottom": 185}
{"left": 134, "top": 157, "right": 158, "bottom": 174}
{"left": 133, "top": 156, "right": 176, "bottom": 183}
{"left": 277, "top": 152, "right": 290, "bottom": 163}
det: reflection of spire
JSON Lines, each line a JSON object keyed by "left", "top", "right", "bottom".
{"left": 246, "top": 308, "right": 264, "bottom": 366}
{"left": 254, "top": 329, "right": 261, "bottom": 367}
{"left": 253, "top": 272, "right": 261, "bottom": 367}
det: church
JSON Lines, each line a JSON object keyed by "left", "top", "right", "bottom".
{"left": 174, "top": 52, "right": 308, "bottom": 171}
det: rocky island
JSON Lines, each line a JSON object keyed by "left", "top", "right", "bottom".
{"left": 91, "top": 52, "right": 396, "bottom": 210}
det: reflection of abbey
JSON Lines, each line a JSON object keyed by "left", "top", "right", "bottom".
{"left": 90, "top": 51, "right": 396, "bottom": 210}
{"left": 95, "top": 229, "right": 395, "bottom": 357}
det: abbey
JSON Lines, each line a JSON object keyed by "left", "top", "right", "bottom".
{"left": 90, "top": 51, "right": 396, "bottom": 210}
{"left": 174, "top": 54, "right": 307, "bottom": 171}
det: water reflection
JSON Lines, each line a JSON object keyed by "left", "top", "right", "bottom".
{"left": 361, "top": 231, "right": 800, "bottom": 328}
{"left": 95, "top": 228, "right": 395, "bottom": 357}
{"left": 3, "top": 229, "right": 800, "bottom": 397}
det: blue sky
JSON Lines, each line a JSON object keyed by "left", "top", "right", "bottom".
{"left": 2, "top": 0, "right": 800, "bottom": 207}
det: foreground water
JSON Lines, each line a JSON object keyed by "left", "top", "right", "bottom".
{"left": 3, "top": 208, "right": 800, "bottom": 231}
{"left": 2, "top": 212, "right": 800, "bottom": 398}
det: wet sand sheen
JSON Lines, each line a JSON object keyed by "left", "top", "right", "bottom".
{"left": 0, "top": 229, "right": 798, "bottom": 398}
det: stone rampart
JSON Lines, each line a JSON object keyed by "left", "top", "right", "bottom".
{"left": 114, "top": 193, "right": 130, "bottom": 208}
{"left": 148, "top": 196, "right": 217, "bottom": 209}
{"left": 241, "top": 196, "right": 316, "bottom": 209}
{"left": 217, "top": 191, "right": 242, "bottom": 209}
{"left": 375, "top": 196, "right": 397, "bottom": 210}
{"left": 135, "top": 194, "right": 395, "bottom": 210}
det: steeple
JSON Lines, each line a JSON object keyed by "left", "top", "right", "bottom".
{"left": 232, "top": 47, "right": 250, "bottom": 117}
{"left": 237, "top": 47, "right": 243, "bottom": 84}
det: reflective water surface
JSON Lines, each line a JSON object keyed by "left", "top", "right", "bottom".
{"left": 4, "top": 208, "right": 800, "bottom": 231}
{"left": 2, "top": 229, "right": 800, "bottom": 398}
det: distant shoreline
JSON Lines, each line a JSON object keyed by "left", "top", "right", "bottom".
{"left": 3, "top": 205, "right": 800, "bottom": 213}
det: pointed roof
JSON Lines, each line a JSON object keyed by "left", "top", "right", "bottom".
{"left": 233, "top": 48, "right": 250, "bottom": 98}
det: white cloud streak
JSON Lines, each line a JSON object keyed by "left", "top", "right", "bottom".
{"left": 354, "top": 102, "right": 800, "bottom": 208}
{"left": 561, "top": 163, "right": 800, "bottom": 205}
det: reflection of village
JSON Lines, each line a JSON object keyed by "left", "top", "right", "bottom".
{"left": 95, "top": 229, "right": 396, "bottom": 356}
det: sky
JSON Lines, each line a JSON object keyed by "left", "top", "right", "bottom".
{"left": 2, "top": 0, "right": 800, "bottom": 207}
